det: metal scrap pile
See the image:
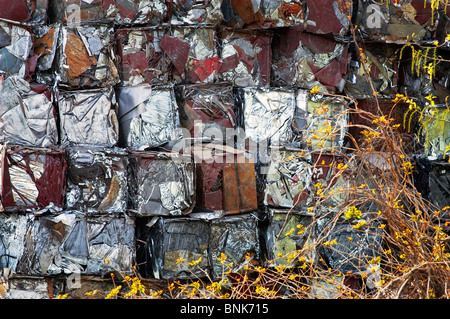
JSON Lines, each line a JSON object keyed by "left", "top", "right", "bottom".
{"left": 1, "top": 0, "right": 450, "bottom": 298}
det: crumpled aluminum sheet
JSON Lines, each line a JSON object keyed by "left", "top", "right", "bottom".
{"left": 65, "top": 147, "right": 128, "bottom": 213}
{"left": 264, "top": 148, "right": 312, "bottom": 209}
{"left": 317, "top": 218, "right": 383, "bottom": 274}
{"left": 0, "top": 0, "right": 48, "bottom": 25}
{"left": 116, "top": 85, "right": 180, "bottom": 150}
{"left": 171, "top": 26, "right": 219, "bottom": 83}
{"left": 15, "top": 212, "right": 135, "bottom": 276}
{"left": 57, "top": 25, "right": 118, "bottom": 89}
{"left": 116, "top": 27, "right": 170, "bottom": 86}
{"left": 58, "top": 87, "right": 119, "bottom": 148}
{"left": 344, "top": 43, "right": 399, "bottom": 99}
{"left": 219, "top": 28, "right": 272, "bottom": 87}
{"left": 0, "top": 213, "right": 30, "bottom": 272}
{"left": 137, "top": 216, "right": 210, "bottom": 279}
{"left": 294, "top": 91, "right": 348, "bottom": 152}
{"left": 263, "top": 209, "right": 316, "bottom": 266}
{"left": 271, "top": 29, "right": 348, "bottom": 92}
{"left": 0, "top": 76, "right": 58, "bottom": 147}
{"left": 177, "top": 83, "right": 236, "bottom": 139}
{"left": 209, "top": 213, "right": 259, "bottom": 279}
{"left": 420, "top": 104, "right": 450, "bottom": 161}
{"left": 354, "top": 0, "right": 437, "bottom": 43}
{"left": 237, "top": 87, "right": 296, "bottom": 146}
{"left": 128, "top": 151, "right": 195, "bottom": 217}
{"left": 170, "top": 0, "right": 223, "bottom": 25}
{"left": 0, "top": 21, "right": 34, "bottom": 79}
{"left": 0, "top": 146, "right": 67, "bottom": 211}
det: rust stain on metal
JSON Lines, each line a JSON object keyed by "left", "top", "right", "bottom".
{"left": 64, "top": 31, "right": 97, "bottom": 80}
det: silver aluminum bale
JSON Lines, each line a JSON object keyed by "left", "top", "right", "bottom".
{"left": 240, "top": 87, "right": 296, "bottom": 146}
{"left": 263, "top": 148, "right": 312, "bottom": 209}
{"left": 263, "top": 208, "right": 316, "bottom": 267}
{"left": 0, "top": 76, "right": 58, "bottom": 147}
{"left": 0, "top": 21, "right": 33, "bottom": 78}
{"left": 209, "top": 213, "right": 259, "bottom": 280}
{"left": 58, "top": 87, "right": 119, "bottom": 148}
{"left": 141, "top": 216, "right": 210, "bottom": 279}
{"left": 128, "top": 151, "right": 195, "bottom": 217}
{"left": 294, "top": 90, "right": 348, "bottom": 152}
{"left": 15, "top": 211, "right": 135, "bottom": 276}
{"left": 58, "top": 24, "right": 119, "bottom": 89}
{"left": 116, "top": 84, "right": 181, "bottom": 150}
{"left": 65, "top": 147, "right": 128, "bottom": 214}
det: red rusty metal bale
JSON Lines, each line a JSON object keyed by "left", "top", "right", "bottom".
{"left": 0, "top": 145, "right": 67, "bottom": 211}
{"left": 194, "top": 144, "right": 258, "bottom": 215}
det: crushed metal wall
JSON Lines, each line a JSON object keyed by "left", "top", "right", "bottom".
{"left": 0, "top": 0, "right": 449, "bottom": 299}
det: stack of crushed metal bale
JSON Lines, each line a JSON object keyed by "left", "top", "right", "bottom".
{"left": 0, "top": 0, "right": 449, "bottom": 298}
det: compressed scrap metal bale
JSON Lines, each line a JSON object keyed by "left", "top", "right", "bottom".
{"left": 209, "top": 213, "right": 259, "bottom": 279}
{"left": 236, "top": 87, "right": 296, "bottom": 146}
{"left": 0, "top": 213, "right": 30, "bottom": 271}
{"left": 128, "top": 151, "right": 195, "bottom": 217}
{"left": 176, "top": 82, "right": 237, "bottom": 139}
{"left": 303, "top": 0, "right": 351, "bottom": 37}
{"left": 221, "top": 0, "right": 306, "bottom": 29}
{"left": 0, "top": 145, "right": 67, "bottom": 211}
{"left": 311, "top": 152, "right": 350, "bottom": 209}
{"left": 317, "top": 217, "right": 383, "bottom": 274}
{"left": 263, "top": 208, "right": 315, "bottom": 266}
{"left": 0, "top": 21, "right": 35, "bottom": 79}
{"left": 353, "top": 0, "right": 438, "bottom": 43}
{"left": 0, "top": 76, "right": 58, "bottom": 148}
{"left": 294, "top": 91, "right": 348, "bottom": 152}
{"left": 136, "top": 216, "right": 210, "bottom": 279}
{"left": 16, "top": 212, "right": 135, "bottom": 276}
{"left": 51, "top": 0, "right": 168, "bottom": 25}
{"left": 218, "top": 28, "right": 272, "bottom": 87}
{"left": 65, "top": 148, "right": 128, "bottom": 213}
{"left": 0, "top": 0, "right": 48, "bottom": 25}
{"left": 160, "top": 26, "right": 220, "bottom": 84}
{"left": 420, "top": 104, "right": 450, "bottom": 160}
{"left": 263, "top": 148, "right": 312, "bottom": 209}
{"left": 345, "top": 43, "right": 399, "bottom": 99}
{"left": 271, "top": 28, "right": 349, "bottom": 92}
{"left": 194, "top": 144, "right": 258, "bottom": 215}
{"left": 58, "top": 87, "right": 119, "bottom": 148}
{"left": 113, "top": 0, "right": 168, "bottom": 25}
{"left": 170, "top": 0, "right": 223, "bottom": 25}
{"left": 116, "top": 27, "right": 171, "bottom": 86}
{"left": 49, "top": 0, "right": 115, "bottom": 24}
{"left": 116, "top": 84, "right": 180, "bottom": 150}
{"left": 57, "top": 25, "right": 118, "bottom": 89}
